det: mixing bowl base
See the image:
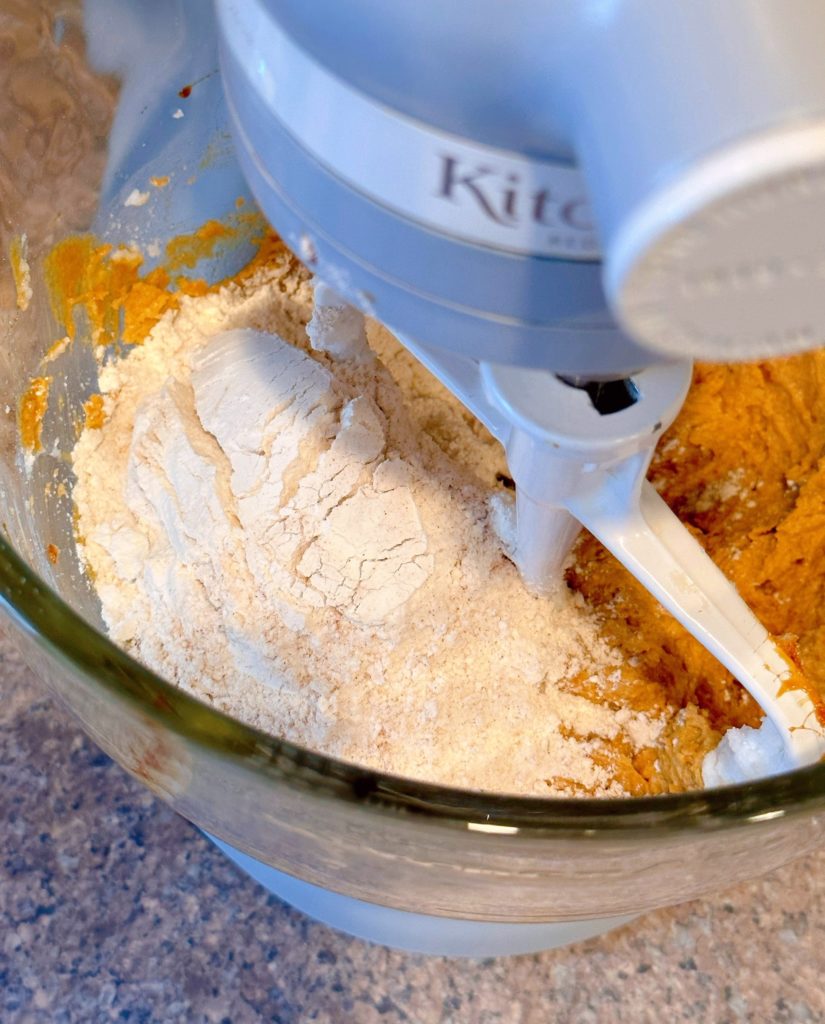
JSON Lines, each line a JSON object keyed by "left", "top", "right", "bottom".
{"left": 204, "top": 832, "right": 638, "bottom": 957}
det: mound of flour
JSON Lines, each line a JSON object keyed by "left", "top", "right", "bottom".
{"left": 72, "top": 254, "right": 664, "bottom": 796}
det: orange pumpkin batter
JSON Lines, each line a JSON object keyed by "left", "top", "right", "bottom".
{"left": 569, "top": 355, "right": 825, "bottom": 791}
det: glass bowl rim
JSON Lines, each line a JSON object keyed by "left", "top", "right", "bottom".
{"left": 3, "top": 529, "right": 825, "bottom": 838}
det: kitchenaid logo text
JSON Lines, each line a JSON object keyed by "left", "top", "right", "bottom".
{"left": 435, "top": 154, "right": 597, "bottom": 252}
{"left": 231, "top": 8, "right": 601, "bottom": 260}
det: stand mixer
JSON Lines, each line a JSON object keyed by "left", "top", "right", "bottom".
{"left": 214, "top": 0, "right": 825, "bottom": 778}
{"left": 6, "top": 0, "right": 825, "bottom": 960}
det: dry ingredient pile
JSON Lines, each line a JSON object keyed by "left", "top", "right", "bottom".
{"left": 66, "top": 236, "right": 825, "bottom": 798}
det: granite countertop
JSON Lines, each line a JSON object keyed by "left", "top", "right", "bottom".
{"left": 2, "top": 633, "right": 825, "bottom": 1024}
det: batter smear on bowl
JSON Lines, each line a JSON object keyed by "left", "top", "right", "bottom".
{"left": 63, "top": 233, "right": 825, "bottom": 796}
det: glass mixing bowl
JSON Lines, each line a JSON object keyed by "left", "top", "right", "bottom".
{"left": 2, "top": 0, "right": 825, "bottom": 932}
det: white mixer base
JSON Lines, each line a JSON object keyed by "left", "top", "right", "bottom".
{"left": 205, "top": 832, "right": 638, "bottom": 957}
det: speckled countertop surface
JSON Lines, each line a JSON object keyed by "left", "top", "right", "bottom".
{"left": 2, "top": 634, "right": 825, "bottom": 1024}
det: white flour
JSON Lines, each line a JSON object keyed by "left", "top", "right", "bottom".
{"left": 72, "top": 249, "right": 664, "bottom": 796}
